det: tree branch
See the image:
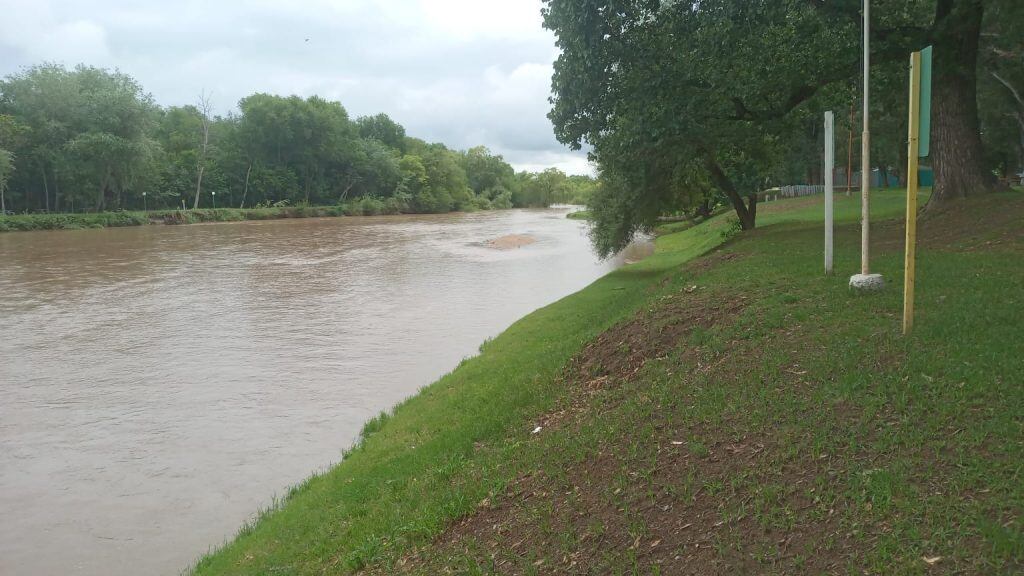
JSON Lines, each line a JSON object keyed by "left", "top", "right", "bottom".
{"left": 992, "top": 71, "right": 1024, "bottom": 108}
{"left": 725, "top": 42, "right": 912, "bottom": 121}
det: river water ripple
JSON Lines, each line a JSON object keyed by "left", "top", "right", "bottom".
{"left": 0, "top": 208, "right": 650, "bottom": 575}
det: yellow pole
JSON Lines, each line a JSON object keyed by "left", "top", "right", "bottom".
{"left": 903, "top": 51, "right": 922, "bottom": 335}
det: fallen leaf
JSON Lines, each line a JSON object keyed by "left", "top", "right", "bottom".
{"left": 923, "top": 556, "right": 942, "bottom": 565}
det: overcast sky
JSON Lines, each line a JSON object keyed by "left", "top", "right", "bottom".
{"left": 0, "top": 0, "right": 593, "bottom": 175}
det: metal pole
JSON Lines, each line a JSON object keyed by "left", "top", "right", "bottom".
{"left": 903, "top": 51, "right": 922, "bottom": 334}
{"left": 860, "top": 0, "right": 871, "bottom": 275}
{"left": 847, "top": 104, "right": 855, "bottom": 196}
{"left": 825, "top": 111, "right": 835, "bottom": 274}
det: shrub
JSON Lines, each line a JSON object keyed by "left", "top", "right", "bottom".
{"left": 382, "top": 197, "right": 406, "bottom": 215}
{"left": 471, "top": 195, "right": 493, "bottom": 211}
{"left": 491, "top": 190, "right": 514, "bottom": 210}
{"left": 357, "top": 196, "right": 385, "bottom": 216}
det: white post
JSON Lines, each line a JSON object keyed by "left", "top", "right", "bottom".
{"left": 861, "top": 0, "right": 870, "bottom": 275}
{"left": 849, "top": 0, "right": 884, "bottom": 290}
{"left": 825, "top": 111, "right": 835, "bottom": 274}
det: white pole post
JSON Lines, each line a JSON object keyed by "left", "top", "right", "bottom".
{"left": 825, "top": 111, "right": 835, "bottom": 275}
{"left": 861, "top": 0, "right": 870, "bottom": 275}
{"left": 849, "top": 0, "right": 884, "bottom": 290}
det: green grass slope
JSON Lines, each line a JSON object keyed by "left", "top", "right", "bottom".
{"left": 193, "top": 190, "right": 1022, "bottom": 575}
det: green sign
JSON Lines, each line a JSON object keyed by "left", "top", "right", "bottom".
{"left": 919, "top": 46, "right": 933, "bottom": 157}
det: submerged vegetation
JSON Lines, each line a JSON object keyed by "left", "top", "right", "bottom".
{"left": 190, "top": 189, "right": 1024, "bottom": 574}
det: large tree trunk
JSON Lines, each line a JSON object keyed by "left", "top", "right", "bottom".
{"left": 194, "top": 165, "right": 205, "bottom": 210}
{"left": 54, "top": 168, "right": 60, "bottom": 212}
{"left": 927, "top": 0, "right": 996, "bottom": 209}
{"left": 704, "top": 154, "right": 756, "bottom": 230}
{"left": 240, "top": 162, "right": 252, "bottom": 209}
{"left": 42, "top": 168, "right": 49, "bottom": 211}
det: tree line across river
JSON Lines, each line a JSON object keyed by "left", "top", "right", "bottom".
{"left": 0, "top": 64, "right": 598, "bottom": 218}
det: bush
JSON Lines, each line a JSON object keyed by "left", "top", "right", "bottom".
{"left": 357, "top": 196, "right": 385, "bottom": 216}
{"left": 491, "top": 190, "right": 514, "bottom": 210}
{"left": 0, "top": 211, "right": 148, "bottom": 231}
{"left": 719, "top": 217, "right": 743, "bottom": 241}
{"left": 382, "top": 197, "right": 406, "bottom": 215}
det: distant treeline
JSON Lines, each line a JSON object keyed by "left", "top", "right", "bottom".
{"left": 0, "top": 64, "right": 597, "bottom": 215}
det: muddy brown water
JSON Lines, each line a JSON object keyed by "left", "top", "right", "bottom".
{"left": 0, "top": 208, "right": 652, "bottom": 576}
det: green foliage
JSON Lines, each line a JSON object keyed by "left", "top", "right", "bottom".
{"left": 191, "top": 191, "right": 1024, "bottom": 575}
{"left": 461, "top": 146, "right": 516, "bottom": 195}
{"left": 543, "top": 0, "right": 1016, "bottom": 254}
{"left": 0, "top": 63, "right": 574, "bottom": 217}
{"left": 357, "top": 113, "right": 407, "bottom": 153}
{"left": 0, "top": 64, "right": 158, "bottom": 212}
{"left": 719, "top": 217, "right": 743, "bottom": 241}
{"left": 0, "top": 211, "right": 149, "bottom": 231}
{"left": 978, "top": 0, "right": 1024, "bottom": 179}
{"left": 0, "top": 146, "right": 13, "bottom": 212}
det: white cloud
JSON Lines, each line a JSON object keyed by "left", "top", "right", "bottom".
{"left": 0, "top": 1, "right": 111, "bottom": 64}
{"left": 0, "top": 0, "right": 591, "bottom": 174}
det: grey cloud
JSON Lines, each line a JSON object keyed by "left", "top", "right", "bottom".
{"left": 0, "top": 0, "right": 591, "bottom": 174}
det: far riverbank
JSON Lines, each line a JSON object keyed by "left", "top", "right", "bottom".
{"left": 0, "top": 204, "right": 532, "bottom": 233}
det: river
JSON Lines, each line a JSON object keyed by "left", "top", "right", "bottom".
{"left": 0, "top": 207, "right": 650, "bottom": 576}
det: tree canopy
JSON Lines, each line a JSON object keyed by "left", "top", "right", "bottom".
{"left": 543, "top": 0, "right": 1021, "bottom": 256}
{"left": 0, "top": 63, "right": 596, "bottom": 215}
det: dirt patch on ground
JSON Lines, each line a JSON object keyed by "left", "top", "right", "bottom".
{"left": 874, "top": 193, "right": 1024, "bottom": 253}
{"left": 569, "top": 292, "right": 745, "bottom": 387}
{"left": 681, "top": 251, "right": 742, "bottom": 277}
{"left": 379, "top": 197, "right": 1024, "bottom": 575}
{"left": 486, "top": 234, "right": 537, "bottom": 250}
{"left": 383, "top": 278, "right": 853, "bottom": 573}
{"left": 387, "top": 282, "right": 863, "bottom": 575}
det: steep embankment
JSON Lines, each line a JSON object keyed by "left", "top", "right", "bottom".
{"left": 193, "top": 190, "right": 1023, "bottom": 575}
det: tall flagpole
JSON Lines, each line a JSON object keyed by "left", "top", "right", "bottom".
{"left": 850, "top": 0, "right": 884, "bottom": 291}
{"left": 861, "top": 0, "right": 870, "bottom": 275}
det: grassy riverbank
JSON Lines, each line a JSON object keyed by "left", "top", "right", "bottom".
{"left": 0, "top": 202, "right": 519, "bottom": 232}
{"left": 0, "top": 206, "right": 343, "bottom": 232}
{"left": 192, "top": 190, "right": 1023, "bottom": 575}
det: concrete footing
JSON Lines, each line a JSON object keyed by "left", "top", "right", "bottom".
{"left": 849, "top": 273, "right": 885, "bottom": 291}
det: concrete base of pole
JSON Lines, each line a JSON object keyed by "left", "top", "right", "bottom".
{"left": 849, "top": 273, "right": 885, "bottom": 291}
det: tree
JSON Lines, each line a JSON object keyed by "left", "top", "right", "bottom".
{"left": 542, "top": 0, "right": 1014, "bottom": 254}
{"left": 348, "top": 139, "right": 402, "bottom": 201}
{"left": 0, "top": 64, "right": 157, "bottom": 212}
{"left": 234, "top": 94, "right": 361, "bottom": 205}
{"left": 395, "top": 154, "right": 428, "bottom": 208}
{"left": 0, "top": 115, "right": 25, "bottom": 213}
{"left": 978, "top": 0, "right": 1024, "bottom": 180}
{"left": 357, "top": 114, "right": 407, "bottom": 153}
{"left": 0, "top": 148, "right": 13, "bottom": 213}
{"left": 543, "top": 0, "right": 786, "bottom": 245}
{"left": 0, "top": 62, "right": 569, "bottom": 216}
{"left": 193, "top": 92, "right": 213, "bottom": 209}
{"left": 461, "top": 146, "right": 516, "bottom": 195}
